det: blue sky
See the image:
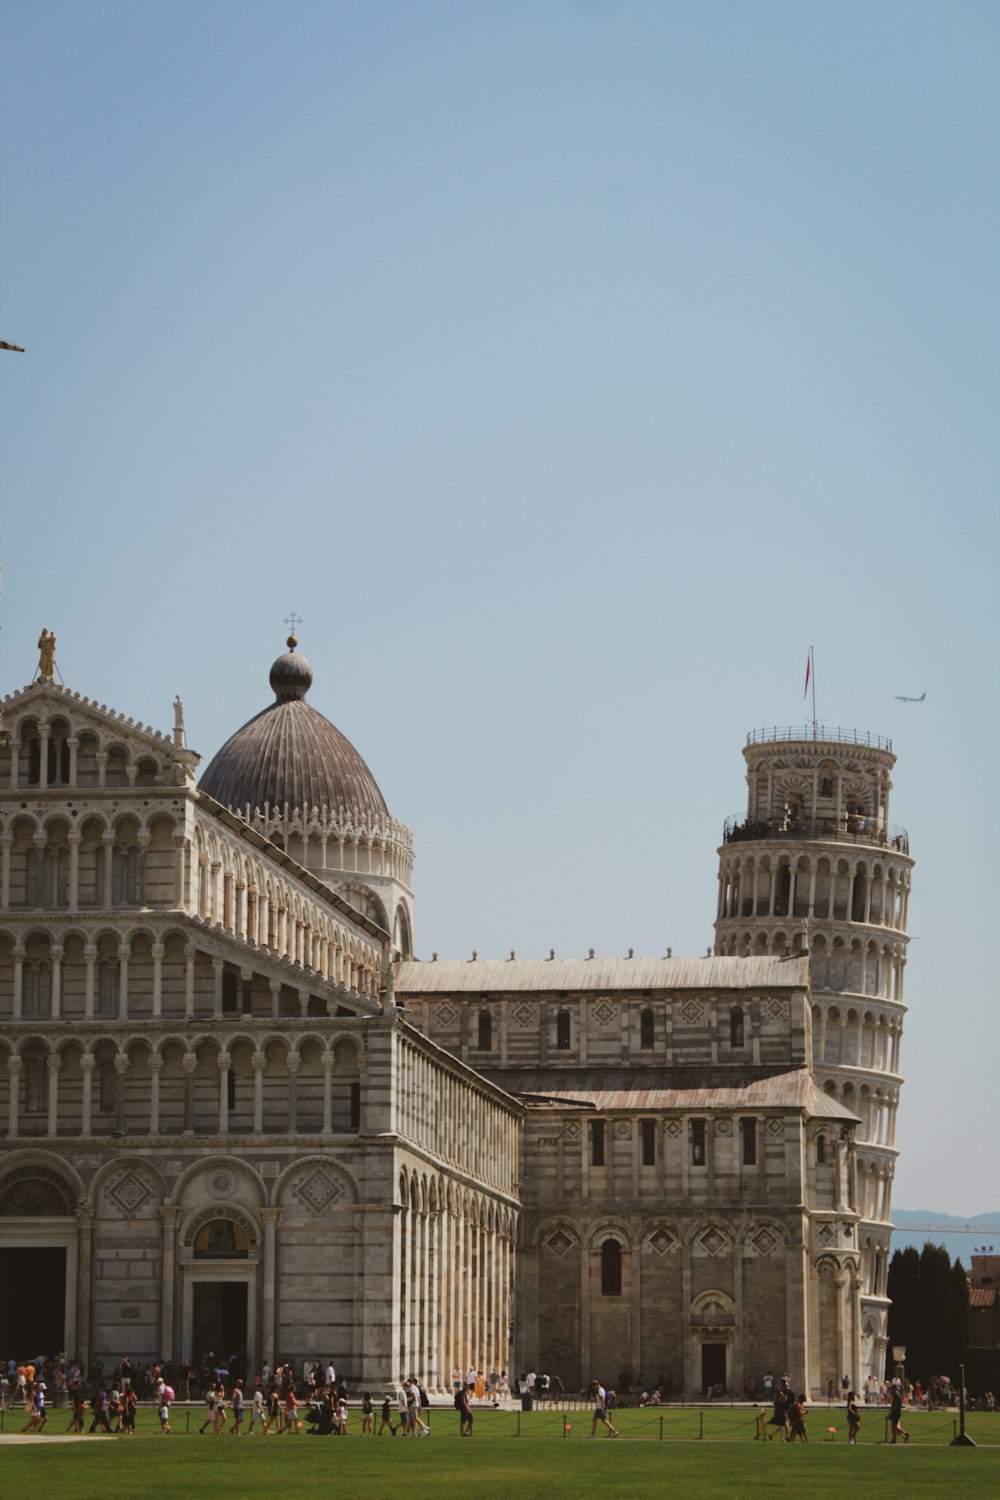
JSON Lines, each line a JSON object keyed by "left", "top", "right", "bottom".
{"left": 1, "top": 1, "right": 997, "bottom": 1214}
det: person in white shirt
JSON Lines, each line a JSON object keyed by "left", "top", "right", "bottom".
{"left": 249, "top": 1387, "right": 265, "bottom": 1433}
{"left": 590, "top": 1381, "right": 619, "bottom": 1438}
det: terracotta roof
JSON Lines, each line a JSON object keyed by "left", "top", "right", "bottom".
{"left": 970, "top": 1286, "right": 998, "bottom": 1308}
{"left": 395, "top": 954, "right": 809, "bottom": 993}
{"left": 200, "top": 642, "right": 388, "bottom": 821}
{"left": 467, "top": 1067, "right": 858, "bottom": 1119}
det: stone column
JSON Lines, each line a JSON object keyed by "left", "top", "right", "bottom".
{"left": 321, "top": 1051, "right": 333, "bottom": 1133}
{"left": 149, "top": 1055, "right": 162, "bottom": 1135}
{"left": 270, "top": 980, "right": 281, "bottom": 1019}
{"left": 159, "top": 1205, "right": 181, "bottom": 1361}
{"left": 252, "top": 1054, "right": 265, "bottom": 1132}
{"left": 1, "top": 834, "right": 12, "bottom": 910}
{"left": 75, "top": 1202, "right": 94, "bottom": 1370}
{"left": 286, "top": 1059, "right": 299, "bottom": 1133}
{"left": 67, "top": 832, "right": 81, "bottom": 909}
{"left": 114, "top": 1053, "right": 129, "bottom": 1133}
{"left": 102, "top": 836, "right": 114, "bottom": 907}
{"left": 213, "top": 960, "right": 224, "bottom": 1017}
{"left": 6, "top": 1055, "right": 20, "bottom": 1136}
{"left": 182, "top": 1054, "right": 196, "bottom": 1133}
{"left": 185, "top": 944, "right": 196, "bottom": 1018}
{"left": 46, "top": 1055, "right": 61, "bottom": 1136}
{"left": 174, "top": 837, "right": 187, "bottom": 907}
{"left": 12, "top": 945, "right": 24, "bottom": 1020}
{"left": 218, "top": 1052, "right": 231, "bottom": 1133}
{"left": 38, "top": 725, "right": 51, "bottom": 786}
{"left": 117, "top": 946, "right": 129, "bottom": 1020}
{"left": 151, "top": 942, "right": 164, "bottom": 1018}
{"left": 261, "top": 1208, "right": 282, "bottom": 1369}
{"left": 51, "top": 945, "right": 63, "bottom": 1020}
{"left": 84, "top": 945, "right": 96, "bottom": 1019}
{"left": 80, "top": 1054, "right": 94, "bottom": 1134}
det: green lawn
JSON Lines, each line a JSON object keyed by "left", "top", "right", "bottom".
{"left": 1, "top": 1407, "right": 997, "bottom": 1500}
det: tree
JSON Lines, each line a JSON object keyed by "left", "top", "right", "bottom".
{"left": 951, "top": 1257, "right": 970, "bottom": 1374}
{"left": 886, "top": 1246, "right": 920, "bottom": 1374}
{"left": 916, "top": 1243, "right": 954, "bottom": 1380}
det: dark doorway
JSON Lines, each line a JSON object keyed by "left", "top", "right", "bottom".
{"left": 701, "top": 1342, "right": 727, "bottom": 1394}
{"left": 0, "top": 1247, "right": 66, "bottom": 1355}
{"left": 192, "top": 1281, "right": 248, "bottom": 1367}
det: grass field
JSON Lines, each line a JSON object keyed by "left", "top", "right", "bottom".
{"left": 1, "top": 1407, "right": 998, "bottom": 1500}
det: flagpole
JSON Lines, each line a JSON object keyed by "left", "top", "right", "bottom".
{"left": 810, "top": 646, "right": 817, "bottom": 738}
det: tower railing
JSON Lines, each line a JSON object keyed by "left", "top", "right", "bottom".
{"left": 723, "top": 814, "right": 909, "bottom": 854}
{"left": 744, "top": 726, "right": 893, "bottom": 751}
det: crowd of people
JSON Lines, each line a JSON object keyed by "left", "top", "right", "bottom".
{"left": 3, "top": 1350, "right": 995, "bottom": 1437}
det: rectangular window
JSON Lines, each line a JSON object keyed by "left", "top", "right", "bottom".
{"left": 641, "top": 1119, "right": 656, "bottom": 1167}
{"left": 690, "top": 1118, "right": 706, "bottom": 1167}
{"left": 591, "top": 1119, "right": 605, "bottom": 1167}
{"left": 740, "top": 1117, "right": 757, "bottom": 1165}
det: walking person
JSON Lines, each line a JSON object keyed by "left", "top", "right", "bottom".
{"left": 456, "top": 1381, "right": 473, "bottom": 1436}
{"left": 589, "top": 1380, "right": 619, "bottom": 1438}
{"left": 789, "top": 1393, "right": 808, "bottom": 1443}
{"left": 230, "top": 1379, "right": 245, "bottom": 1435}
{"left": 198, "top": 1383, "right": 217, "bottom": 1435}
{"left": 89, "top": 1385, "right": 112, "bottom": 1434}
{"left": 406, "top": 1378, "right": 430, "bottom": 1436}
{"left": 846, "top": 1390, "right": 861, "bottom": 1445}
{"left": 890, "top": 1385, "right": 909, "bottom": 1444}
{"left": 361, "top": 1392, "right": 374, "bottom": 1435}
{"left": 378, "top": 1395, "right": 396, "bottom": 1435}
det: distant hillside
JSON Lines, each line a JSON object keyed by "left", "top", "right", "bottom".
{"left": 891, "top": 1209, "right": 1000, "bottom": 1266}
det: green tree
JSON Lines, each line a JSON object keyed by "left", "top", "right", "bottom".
{"left": 951, "top": 1257, "right": 970, "bottom": 1374}
{"left": 916, "top": 1243, "right": 954, "bottom": 1380}
{"left": 886, "top": 1246, "right": 919, "bottom": 1376}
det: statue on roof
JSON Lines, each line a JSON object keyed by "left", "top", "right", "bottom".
{"left": 37, "top": 628, "right": 56, "bottom": 681}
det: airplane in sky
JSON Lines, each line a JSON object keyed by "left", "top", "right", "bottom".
{"left": 895, "top": 692, "right": 926, "bottom": 702}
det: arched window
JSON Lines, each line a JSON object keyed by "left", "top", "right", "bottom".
{"left": 42, "top": 848, "right": 68, "bottom": 907}
{"left": 477, "top": 1010, "right": 492, "bottom": 1051}
{"left": 600, "top": 1238, "right": 622, "bottom": 1297}
{"left": 23, "top": 965, "right": 52, "bottom": 1018}
{"left": 221, "top": 972, "right": 239, "bottom": 1013}
{"left": 111, "top": 846, "right": 139, "bottom": 904}
{"left": 730, "top": 1007, "right": 745, "bottom": 1048}
{"left": 97, "top": 962, "right": 117, "bottom": 1016}
{"left": 556, "top": 1010, "right": 571, "bottom": 1050}
{"left": 99, "top": 1060, "right": 117, "bottom": 1112}
{"left": 740, "top": 1117, "right": 757, "bottom": 1165}
{"left": 24, "top": 1057, "right": 45, "bottom": 1112}
{"left": 816, "top": 1134, "right": 826, "bottom": 1165}
{"left": 639, "top": 1008, "right": 655, "bottom": 1050}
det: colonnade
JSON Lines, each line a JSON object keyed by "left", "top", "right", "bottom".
{"left": 398, "top": 1175, "right": 514, "bottom": 1389}
{"left": 2, "top": 1030, "right": 363, "bottom": 1140}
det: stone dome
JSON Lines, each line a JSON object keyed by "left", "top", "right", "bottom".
{"left": 199, "top": 637, "right": 389, "bottom": 821}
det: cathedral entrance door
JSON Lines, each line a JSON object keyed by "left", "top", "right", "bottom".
{"left": 701, "top": 1341, "right": 727, "bottom": 1394}
{"left": 191, "top": 1282, "right": 248, "bottom": 1372}
{"left": 0, "top": 1246, "right": 67, "bottom": 1355}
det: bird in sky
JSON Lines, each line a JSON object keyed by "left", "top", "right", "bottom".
{"left": 895, "top": 692, "right": 926, "bottom": 702}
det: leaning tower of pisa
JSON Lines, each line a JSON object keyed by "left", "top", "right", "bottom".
{"left": 714, "top": 725, "right": 913, "bottom": 1384}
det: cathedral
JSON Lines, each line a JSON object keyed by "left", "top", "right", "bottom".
{"left": 0, "top": 635, "right": 911, "bottom": 1396}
